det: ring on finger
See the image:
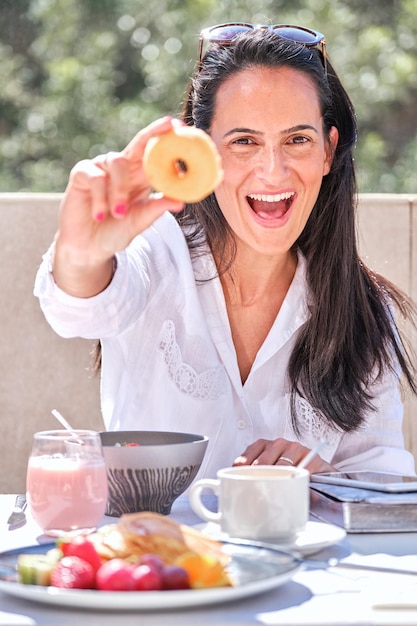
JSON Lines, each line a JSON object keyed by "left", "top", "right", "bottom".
{"left": 278, "top": 456, "right": 295, "bottom": 466}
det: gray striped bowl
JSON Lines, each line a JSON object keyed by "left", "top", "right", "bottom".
{"left": 99, "top": 431, "right": 209, "bottom": 516}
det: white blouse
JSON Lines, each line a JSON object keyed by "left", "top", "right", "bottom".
{"left": 34, "top": 212, "right": 415, "bottom": 478}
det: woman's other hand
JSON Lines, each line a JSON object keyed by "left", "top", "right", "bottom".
{"left": 233, "top": 438, "right": 336, "bottom": 473}
{"left": 52, "top": 116, "right": 184, "bottom": 297}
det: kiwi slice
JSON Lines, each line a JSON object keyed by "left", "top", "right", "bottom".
{"left": 17, "top": 550, "right": 61, "bottom": 586}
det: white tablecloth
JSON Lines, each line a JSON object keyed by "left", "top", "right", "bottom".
{"left": 1, "top": 494, "right": 417, "bottom": 625}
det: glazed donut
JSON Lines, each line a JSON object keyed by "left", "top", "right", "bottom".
{"left": 143, "top": 126, "right": 223, "bottom": 203}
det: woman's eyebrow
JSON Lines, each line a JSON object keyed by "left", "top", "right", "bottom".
{"left": 223, "top": 127, "right": 261, "bottom": 137}
{"left": 283, "top": 124, "right": 319, "bottom": 135}
{"left": 224, "top": 124, "right": 319, "bottom": 138}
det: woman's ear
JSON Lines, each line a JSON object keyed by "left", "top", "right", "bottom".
{"left": 323, "top": 126, "right": 339, "bottom": 175}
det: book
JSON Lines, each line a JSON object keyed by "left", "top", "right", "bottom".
{"left": 309, "top": 481, "right": 417, "bottom": 533}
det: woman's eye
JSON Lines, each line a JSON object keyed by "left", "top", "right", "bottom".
{"left": 289, "top": 135, "right": 310, "bottom": 144}
{"left": 232, "top": 137, "right": 255, "bottom": 145}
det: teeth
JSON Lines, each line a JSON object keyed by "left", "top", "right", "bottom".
{"left": 248, "top": 192, "right": 294, "bottom": 202}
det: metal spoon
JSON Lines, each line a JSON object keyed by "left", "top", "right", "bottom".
{"left": 7, "top": 495, "right": 27, "bottom": 528}
{"left": 221, "top": 537, "right": 417, "bottom": 576}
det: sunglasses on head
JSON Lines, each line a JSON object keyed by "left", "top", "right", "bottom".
{"left": 197, "top": 22, "right": 327, "bottom": 73}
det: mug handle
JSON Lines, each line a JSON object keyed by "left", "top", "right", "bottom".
{"left": 189, "top": 478, "right": 221, "bottom": 523}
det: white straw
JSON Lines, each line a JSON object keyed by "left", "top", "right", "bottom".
{"left": 51, "top": 408, "right": 74, "bottom": 432}
{"left": 51, "top": 409, "right": 84, "bottom": 444}
{"left": 297, "top": 439, "right": 328, "bottom": 470}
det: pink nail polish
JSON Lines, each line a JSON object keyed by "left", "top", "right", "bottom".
{"left": 114, "top": 203, "right": 127, "bottom": 216}
{"left": 95, "top": 211, "right": 105, "bottom": 222}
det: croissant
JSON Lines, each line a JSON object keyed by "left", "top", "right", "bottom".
{"left": 89, "top": 512, "right": 229, "bottom": 567}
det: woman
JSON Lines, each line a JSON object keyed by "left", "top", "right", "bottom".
{"left": 34, "top": 23, "right": 417, "bottom": 477}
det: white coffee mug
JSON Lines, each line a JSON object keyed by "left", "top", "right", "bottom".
{"left": 189, "top": 465, "right": 309, "bottom": 542}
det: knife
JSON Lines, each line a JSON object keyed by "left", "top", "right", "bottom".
{"left": 7, "top": 494, "right": 27, "bottom": 527}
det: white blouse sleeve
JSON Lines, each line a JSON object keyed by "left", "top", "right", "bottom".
{"left": 34, "top": 212, "right": 195, "bottom": 341}
{"left": 33, "top": 242, "right": 145, "bottom": 339}
{"left": 331, "top": 366, "right": 416, "bottom": 475}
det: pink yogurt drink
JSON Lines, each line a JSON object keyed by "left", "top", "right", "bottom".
{"left": 26, "top": 430, "right": 108, "bottom": 536}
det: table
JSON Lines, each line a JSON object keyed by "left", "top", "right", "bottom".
{"left": 1, "top": 494, "right": 417, "bottom": 625}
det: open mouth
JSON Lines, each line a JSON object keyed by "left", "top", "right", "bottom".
{"left": 247, "top": 192, "right": 295, "bottom": 219}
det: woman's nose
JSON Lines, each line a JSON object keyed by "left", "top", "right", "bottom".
{"left": 256, "top": 146, "right": 289, "bottom": 181}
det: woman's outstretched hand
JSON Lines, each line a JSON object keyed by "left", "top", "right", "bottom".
{"left": 52, "top": 116, "right": 184, "bottom": 297}
{"left": 233, "top": 438, "right": 336, "bottom": 473}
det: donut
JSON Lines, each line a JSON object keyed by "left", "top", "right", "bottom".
{"left": 143, "top": 126, "right": 223, "bottom": 203}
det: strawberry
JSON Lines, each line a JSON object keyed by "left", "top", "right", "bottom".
{"left": 51, "top": 556, "right": 95, "bottom": 589}
{"left": 96, "top": 558, "right": 136, "bottom": 591}
{"left": 59, "top": 535, "right": 102, "bottom": 572}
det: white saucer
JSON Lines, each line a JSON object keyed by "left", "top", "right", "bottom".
{"left": 194, "top": 520, "right": 346, "bottom": 556}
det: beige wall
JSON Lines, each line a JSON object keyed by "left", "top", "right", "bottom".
{"left": 356, "top": 193, "right": 417, "bottom": 463}
{"left": 0, "top": 194, "right": 102, "bottom": 493}
{"left": 1, "top": 192, "right": 416, "bottom": 493}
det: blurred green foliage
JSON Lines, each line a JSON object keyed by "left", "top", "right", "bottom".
{"left": 0, "top": 0, "right": 416, "bottom": 192}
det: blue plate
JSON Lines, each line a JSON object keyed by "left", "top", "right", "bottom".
{"left": 0, "top": 541, "right": 303, "bottom": 610}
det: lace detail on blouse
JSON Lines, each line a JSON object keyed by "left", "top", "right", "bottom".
{"left": 295, "top": 396, "right": 340, "bottom": 447}
{"left": 159, "top": 320, "right": 227, "bottom": 400}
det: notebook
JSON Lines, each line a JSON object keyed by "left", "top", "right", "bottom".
{"left": 310, "top": 481, "right": 417, "bottom": 533}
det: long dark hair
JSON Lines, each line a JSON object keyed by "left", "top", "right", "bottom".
{"left": 177, "top": 30, "right": 417, "bottom": 435}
